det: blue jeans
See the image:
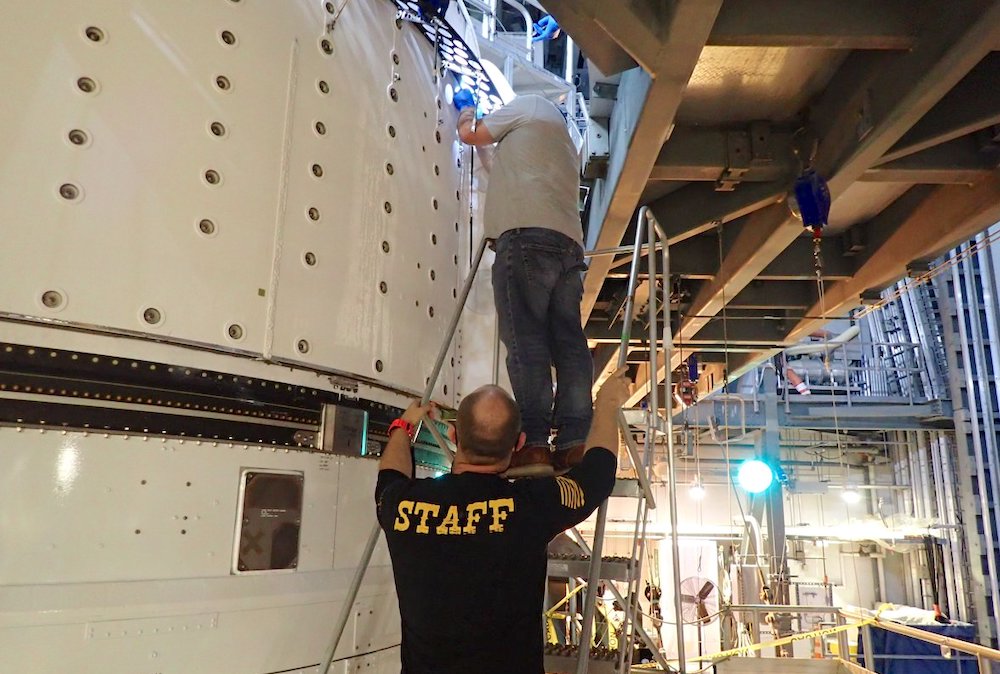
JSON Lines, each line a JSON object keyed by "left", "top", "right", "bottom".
{"left": 492, "top": 228, "right": 594, "bottom": 450}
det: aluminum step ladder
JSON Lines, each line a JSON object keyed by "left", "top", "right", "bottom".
{"left": 543, "top": 207, "right": 684, "bottom": 674}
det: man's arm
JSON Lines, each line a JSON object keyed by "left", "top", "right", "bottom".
{"left": 585, "top": 366, "right": 630, "bottom": 456}
{"left": 378, "top": 400, "right": 433, "bottom": 478}
{"left": 457, "top": 107, "right": 496, "bottom": 146}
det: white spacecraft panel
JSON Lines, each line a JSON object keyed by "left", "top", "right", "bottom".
{"left": 270, "top": 0, "right": 463, "bottom": 403}
{"left": 0, "top": 0, "right": 464, "bottom": 405}
{"left": 0, "top": 427, "right": 400, "bottom": 672}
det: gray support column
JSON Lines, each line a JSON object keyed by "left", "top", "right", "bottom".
{"left": 761, "top": 368, "right": 791, "bottom": 647}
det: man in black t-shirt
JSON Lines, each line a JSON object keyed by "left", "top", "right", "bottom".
{"left": 374, "top": 370, "right": 630, "bottom": 674}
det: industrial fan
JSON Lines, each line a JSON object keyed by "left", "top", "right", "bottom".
{"left": 680, "top": 576, "right": 719, "bottom": 625}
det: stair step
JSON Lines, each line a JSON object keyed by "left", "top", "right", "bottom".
{"left": 547, "top": 553, "right": 632, "bottom": 581}
{"left": 543, "top": 645, "right": 619, "bottom": 674}
{"left": 611, "top": 478, "right": 641, "bottom": 498}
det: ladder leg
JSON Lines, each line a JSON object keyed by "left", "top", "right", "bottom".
{"left": 322, "top": 237, "right": 489, "bottom": 667}
{"left": 321, "top": 523, "right": 381, "bottom": 672}
{"left": 576, "top": 500, "right": 610, "bottom": 674}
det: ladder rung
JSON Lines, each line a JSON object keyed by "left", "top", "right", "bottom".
{"left": 543, "top": 645, "right": 620, "bottom": 674}
{"left": 547, "top": 554, "right": 631, "bottom": 581}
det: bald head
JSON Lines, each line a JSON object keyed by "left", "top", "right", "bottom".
{"left": 455, "top": 385, "right": 521, "bottom": 463}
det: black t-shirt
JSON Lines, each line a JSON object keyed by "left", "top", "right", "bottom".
{"left": 374, "top": 447, "right": 617, "bottom": 674}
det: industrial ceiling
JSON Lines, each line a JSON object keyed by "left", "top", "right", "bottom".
{"left": 544, "top": 0, "right": 1000, "bottom": 405}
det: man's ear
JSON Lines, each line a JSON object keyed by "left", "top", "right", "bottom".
{"left": 512, "top": 432, "right": 526, "bottom": 453}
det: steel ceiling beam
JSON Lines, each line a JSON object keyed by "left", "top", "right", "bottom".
{"left": 646, "top": 180, "right": 791, "bottom": 245}
{"left": 708, "top": 0, "right": 919, "bottom": 50}
{"left": 577, "top": 0, "right": 725, "bottom": 321}
{"left": 625, "top": 1, "right": 1000, "bottom": 407}
{"left": 607, "top": 234, "right": 856, "bottom": 280}
{"left": 861, "top": 136, "right": 1000, "bottom": 184}
{"left": 878, "top": 53, "right": 1000, "bottom": 164}
{"left": 651, "top": 124, "right": 998, "bottom": 186}
{"left": 785, "top": 172, "right": 1000, "bottom": 344}
{"left": 541, "top": 0, "right": 667, "bottom": 76}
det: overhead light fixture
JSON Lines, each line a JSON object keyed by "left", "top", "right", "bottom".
{"left": 841, "top": 486, "right": 862, "bottom": 504}
{"left": 737, "top": 459, "right": 774, "bottom": 494}
{"left": 688, "top": 475, "right": 706, "bottom": 500}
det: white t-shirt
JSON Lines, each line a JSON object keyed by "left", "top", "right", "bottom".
{"left": 479, "top": 95, "right": 582, "bottom": 245}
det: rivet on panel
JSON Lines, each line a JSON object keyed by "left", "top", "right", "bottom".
{"left": 381, "top": 240, "right": 390, "bottom": 253}
{"left": 325, "top": 1, "right": 335, "bottom": 12}
{"left": 318, "top": 80, "right": 330, "bottom": 94}
{"left": 430, "top": 270, "right": 436, "bottom": 281}
{"left": 375, "top": 359, "right": 384, "bottom": 372}
{"left": 384, "top": 202, "right": 392, "bottom": 214}
{"left": 392, "top": 52, "right": 400, "bottom": 65}
{"left": 320, "top": 39, "right": 333, "bottom": 55}
{"left": 304, "top": 251, "right": 317, "bottom": 266}
{"left": 385, "top": 163, "right": 394, "bottom": 175}
{"left": 456, "top": 190, "right": 461, "bottom": 201}
{"left": 227, "top": 324, "right": 244, "bottom": 340}
{"left": 76, "top": 77, "right": 98, "bottom": 94}
{"left": 387, "top": 125, "right": 396, "bottom": 138}
{"left": 431, "top": 233, "right": 437, "bottom": 245}
{"left": 434, "top": 164, "right": 440, "bottom": 176}
{"left": 58, "top": 183, "right": 81, "bottom": 201}
{"left": 142, "top": 307, "right": 163, "bottom": 325}
{"left": 307, "top": 207, "right": 320, "bottom": 221}
{"left": 68, "top": 129, "right": 90, "bottom": 146}
{"left": 297, "top": 339, "right": 310, "bottom": 354}
{"left": 435, "top": 130, "right": 441, "bottom": 143}
{"left": 432, "top": 198, "right": 438, "bottom": 210}
{"left": 379, "top": 281, "right": 388, "bottom": 294}
{"left": 209, "top": 121, "right": 227, "bottom": 137}
{"left": 204, "top": 169, "right": 221, "bottom": 185}
{"left": 389, "top": 87, "right": 398, "bottom": 102}
{"left": 41, "top": 290, "right": 64, "bottom": 309}
{"left": 315, "top": 121, "right": 326, "bottom": 135}
{"left": 198, "top": 218, "right": 216, "bottom": 235}
{"left": 214, "top": 75, "right": 231, "bottom": 91}
{"left": 84, "top": 26, "right": 106, "bottom": 43}
{"left": 220, "top": 30, "right": 237, "bottom": 46}
{"left": 311, "top": 164, "right": 324, "bottom": 177}
{"left": 428, "top": 306, "right": 435, "bottom": 318}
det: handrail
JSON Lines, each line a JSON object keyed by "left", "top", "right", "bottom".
{"left": 320, "top": 237, "right": 490, "bottom": 671}
{"left": 842, "top": 608, "right": 1000, "bottom": 669}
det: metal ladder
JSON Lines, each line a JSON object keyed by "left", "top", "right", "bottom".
{"left": 545, "top": 206, "right": 685, "bottom": 674}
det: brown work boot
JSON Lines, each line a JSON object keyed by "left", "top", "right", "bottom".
{"left": 553, "top": 444, "right": 587, "bottom": 473}
{"left": 504, "top": 445, "right": 554, "bottom": 478}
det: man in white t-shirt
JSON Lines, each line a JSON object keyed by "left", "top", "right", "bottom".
{"left": 453, "top": 90, "right": 593, "bottom": 477}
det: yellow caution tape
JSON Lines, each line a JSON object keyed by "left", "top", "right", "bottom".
{"left": 689, "top": 615, "right": 878, "bottom": 662}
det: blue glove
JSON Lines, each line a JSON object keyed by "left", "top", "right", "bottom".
{"left": 452, "top": 88, "right": 477, "bottom": 112}
{"left": 532, "top": 14, "right": 559, "bottom": 42}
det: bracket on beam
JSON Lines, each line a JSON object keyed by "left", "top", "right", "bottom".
{"left": 716, "top": 131, "right": 752, "bottom": 191}
{"left": 859, "top": 289, "right": 883, "bottom": 305}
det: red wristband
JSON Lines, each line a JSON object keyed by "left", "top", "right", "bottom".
{"left": 388, "top": 418, "right": 416, "bottom": 443}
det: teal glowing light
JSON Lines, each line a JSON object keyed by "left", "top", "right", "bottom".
{"left": 738, "top": 459, "right": 774, "bottom": 494}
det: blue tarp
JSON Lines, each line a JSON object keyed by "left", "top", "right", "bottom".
{"left": 856, "top": 623, "right": 978, "bottom": 674}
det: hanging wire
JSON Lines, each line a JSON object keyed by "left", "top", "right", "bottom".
{"left": 813, "top": 226, "right": 865, "bottom": 598}
{"left": 715, "top": 222, "right": 749, "bottom": 550}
